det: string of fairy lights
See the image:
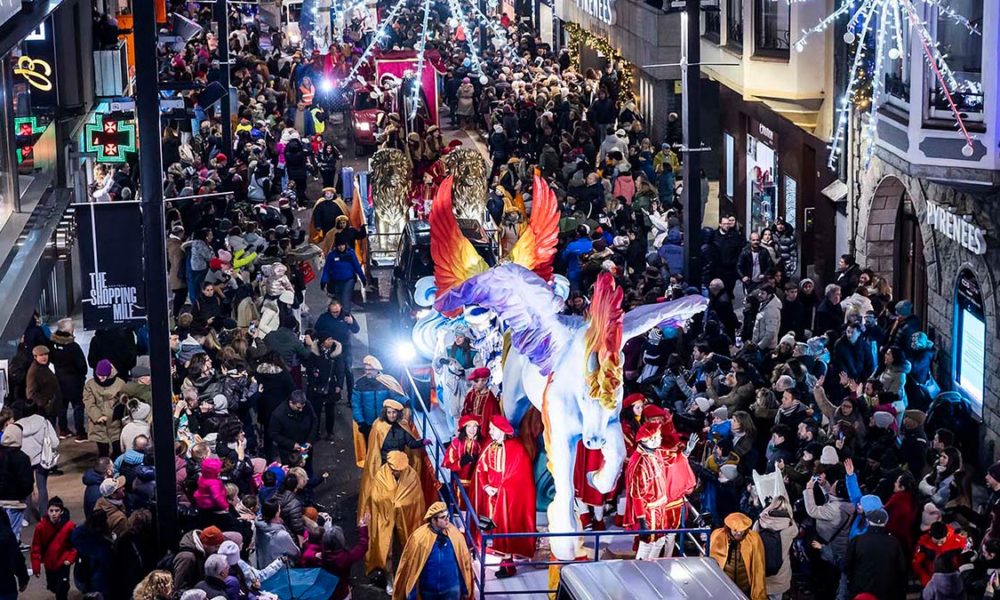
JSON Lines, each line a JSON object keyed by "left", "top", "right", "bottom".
{"left": 792, "top": 0, "right": 981, "bottom": 167}
{"left": 408, "top": 0, "right": 434, "bottom": 125}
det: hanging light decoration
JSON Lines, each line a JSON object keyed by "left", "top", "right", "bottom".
{"left": 792, "top": 0, "right": 981, "bottom": 168}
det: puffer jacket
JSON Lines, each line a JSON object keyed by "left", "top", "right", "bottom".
{"left": 193, "top": 457, "right": 229, "bottom": 512}
{"left": 351, "top": 376, "right": 406, "bottom": 427}
{"left": 774, "top": 227, "right": 797, "bottom": 274}
{"left": 82, "top": 368, "right": 126, "bottom": 444}
{"left": 49, "top": 331, "right": 87, "bottom": 403}
{"left": 16, "top": 414, "right": 59, "bottom": 467}
{"left": 274, "top": 489, "right": 305, "bottom": 537}
{"left": 30, "top": 512, "right": 77, "bottom": 573}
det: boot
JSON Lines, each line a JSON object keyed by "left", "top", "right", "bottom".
{"left": 661, "top": 533, "right": 677, "bottom": 558}
{"left": 496, "top": 559, "right": 517, "bottom": 578}
{"left": 647, "top": 536, "right": 667, "bottom": 559}
{"left": 634, "top": 540, "right": 652, "bottom": 560}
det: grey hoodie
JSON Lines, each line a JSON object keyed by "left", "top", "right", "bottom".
{"left": 254, "top": 520, "right": 299, "bottom": 569}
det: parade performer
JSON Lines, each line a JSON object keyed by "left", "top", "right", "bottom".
{"left": 365, "top": 451, "right": 426, "bottom": 594}
{"left": 392, "top": 501, "right": 474, "bottom": 600}
{"left": 475, "top": 415, "right": 537, "bottom": 577}
{"left": 461, "top": 367, "right": 501, "bottom": 429}
{"left": 442, "top": 415, "right": 484, "bottom": 510}
{"left": 613, "top": 393, "right": 647, "bottom": 526}
{"left": 351, "top": 355, "right": 407, "bottom": 464}
{"left": 358, "top": 398, "right": 427, "bottom": 515}
{"left": 623, "top": 421, "right": 696, "bottom": 560}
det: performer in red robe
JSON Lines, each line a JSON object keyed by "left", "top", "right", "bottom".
{"left": 461, "top": 367, "right": 501, "bottom": 428}
{"left": 474, "top": 414, "right": 537, "bottom": 578}
{"left": 614, "top": 393, "right": 647, "bottom": 526}
{"left": 623, "top": 421, "right": 696, "bottom": 560}
{"left": 442, "top": 414, "right": 484, "bottom": 511}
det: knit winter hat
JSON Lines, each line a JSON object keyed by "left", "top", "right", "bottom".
{"left": 872, "top": 411, "right": 895, "bottom": 429}
{"left": 773, "top": 375, "right": 796, "bottom": 392}
{"left": 199, "top": 526, "right": 225, "bottom": 548}
{"left": 719, "top": 464, "right": 739, "bottom": 482}
{"left": 0, "top": 424, "right": 22, "bottom": 448}
{"left": 218, "top": 540, "right": 241, "bottom": 566}
{"left": 96, "top": 359, "right": 114, "bottom": 378}
{"left": 819, "top": 445, "right": 840, "bottom": 465}
{"left": 694, "top": 396, "right": 713, "bottom": 413}
{"left": 859, "top": 494, "right": 883, "bottom": 514}
{"left": 212, "top": 394, "right": 229, "bottom": 414}
{"left": 779, "top": 332, "right": 796, "bottom": 348}
{"left": 712, "top": 406, "right": 729, "bottom": 420}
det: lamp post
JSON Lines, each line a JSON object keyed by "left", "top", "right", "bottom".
{"left": 680, "top": 0, "right": 702, "bottom": 285}
{"left": 133, "top": 0, "right": 179, "bottom": 555}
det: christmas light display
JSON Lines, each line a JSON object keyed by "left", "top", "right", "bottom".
{"left": 792, "top": 0, "right": 981, "bottom": 167}
{"left": 564, "top": 22, "right": 635, "bottom": 104}
{"left": 409, "top": 0, "right": 433, "bottom": 124}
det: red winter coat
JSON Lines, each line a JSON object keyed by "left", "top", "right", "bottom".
{"left": 193, "top": 457, "right": 229, "bottom": 512}
{"left": 30, "top": 515, "right": 77, "bottom": 573}
{"left": 884, "top": 490, "right": 918, "bottom": 553}
{"left": 912, "top": 526, "right": 967, "bottom": 586}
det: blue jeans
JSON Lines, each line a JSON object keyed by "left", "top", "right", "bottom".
{"left": 5, "top": 508, "right": 24, "bottom": 543}
{"left": 416, "top": 588, "right": 462, "bottom": 600}
{"left": 328, "top": 279, "right": 356, "bottom": 311}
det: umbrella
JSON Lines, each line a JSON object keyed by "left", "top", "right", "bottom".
{"left": 261, "top": 566, "right": 340, "bottom": 600}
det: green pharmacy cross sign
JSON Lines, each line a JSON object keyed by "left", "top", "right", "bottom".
{"left": 84, "top": 113, "right": 137, "bottom": 163}
{"left": 14, "top": 116, "right": 46, "bottom": 163}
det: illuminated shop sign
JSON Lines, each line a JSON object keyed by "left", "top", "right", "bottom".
{"left": 83, "top": 113, "right": 137, "bottom": 163}
{"left": 13, "top": 56, "right": 53, "bottom": 91}
{"left": 926, "top": 199, "right": 987, "bottom": 255}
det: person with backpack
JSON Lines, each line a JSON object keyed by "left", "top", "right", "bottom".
{"left": 754, "top": 496, "right": 797, "bottom": 600}
{"left": 29, "top": 496, "right": 76, "bottom": 600}
{"left": 16, "top": 403, "right": 61, "bottom": 525}
{"left": 0, "top": 423, "right": 35, "bottom": 546}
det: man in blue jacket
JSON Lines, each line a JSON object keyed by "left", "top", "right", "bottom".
{"left": 320, "top": 237, "right": 366, "bottom": 311}
{"left": 562, "top": 226, "right": 593, "bottom": 292}
{"left": 351, "top": 355, "right": 407, "bottom": 438}
{"left": 314, "top": 299, "right": 361, "bottom": 399}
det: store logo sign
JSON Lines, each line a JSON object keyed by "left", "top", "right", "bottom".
{"left": 14, "top": 56, "right": 52, "bottom": 91}
{"left": 926, "top": 199, "right": 986, "bottom": 255}
{"left": 575, "top": 0, "right": 615, "bottom": 25}
{"left": 758, "top": 123, "right": 775, "bottom": 143}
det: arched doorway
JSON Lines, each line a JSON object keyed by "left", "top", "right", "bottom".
{"left": 866, "top": 176, "right": 927, "bottom": 322}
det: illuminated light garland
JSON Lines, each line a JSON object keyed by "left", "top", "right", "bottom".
{"left": 564, "top": 22, "right": 634, "bottom": 104}
{"left": 446, "top": 0, "right": 485, "bottom": 80}
{"left": 341, "top": 0, "right": 408, "bottom": 88}
{"left": 792, "top": 0, "right": 981, "bottom": 167}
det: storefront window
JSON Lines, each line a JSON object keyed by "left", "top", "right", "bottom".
{"left": 746, "top": 133, "right": 776, "bottom": 234}
{"left": 726, "top": 0, "right": 742, "bottom": 50}
{"left": 930, "top": 0, "right": 983, "bottom": 121}
{"left": 884, "top": 23, "right": 910, "bottom": 108}
{"left": 703, "top": 0, "right": 721, "bottom": 42}
{"left": 753, "top": 0, "right": 789, "bottom": 58}
{"left": 954, "top": 269, "right": 985, "bottom": 417}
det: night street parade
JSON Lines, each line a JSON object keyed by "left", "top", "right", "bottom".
{"left": 0, "top": 0, "right": 997, "bottom": 598}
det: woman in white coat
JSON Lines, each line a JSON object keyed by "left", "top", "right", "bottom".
{"left": 754, "top": 496, "right": 798, "bottom": 600}
{"left": 15, "top": 403, "right": 60, "bottom": 522}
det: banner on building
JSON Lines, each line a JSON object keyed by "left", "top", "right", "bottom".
{"left": 76, "top": 202, "right": 147, "bottom": 330}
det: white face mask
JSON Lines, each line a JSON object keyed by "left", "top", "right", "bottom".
{"left": 490, "top": 426, "right": 506, "bottom": 443}
{"left": 324, "top": 192, "right": 333, "bottom": 199}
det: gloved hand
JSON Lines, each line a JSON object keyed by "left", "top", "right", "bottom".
{"left": 460, "top": 453, "right": 474, "bottom": 466}
{"left": 358, "top": 422, "right": 371, "bottom": 437}
{"left": 422, "top": 439, "right": 433, "bottom": 447}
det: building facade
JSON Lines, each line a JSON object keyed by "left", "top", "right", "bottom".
{"left": 700, "top": 0, "right": 841, "bottom": 282}
{"left": 851, "top": 0, "right": 1000, "bottom": 455}
{"left": 0, "top": 0, "right": 95, "bottom": 354}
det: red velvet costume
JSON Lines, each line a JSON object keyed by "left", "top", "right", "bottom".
{"left": 623, "top": 422, "right": 696, "bottom": 535}
{"left": 474, "top": 415, "right": 537, "bottom": 559}
{"left": 461, "top": 387, "right": 501, "bottom": 431}
{"left": 442, "top": 415, "right": 484, "bottom": 510}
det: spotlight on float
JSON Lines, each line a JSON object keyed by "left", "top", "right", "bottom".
{"left": 320, "top": 78, "right": 334, "bottom": 93}
{"left": 395, "top": 341, "right": 417, "bottom": 364}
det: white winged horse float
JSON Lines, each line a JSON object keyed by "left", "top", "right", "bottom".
{"left": 430, "top": 174, "right": 707, "bottom": 561}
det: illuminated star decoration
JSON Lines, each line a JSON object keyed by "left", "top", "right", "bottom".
{"left": 84, "top": 114, "right": 138, "bottom": 163}
{"left": 791, "top": 0, "right": 981, "bottom": 168}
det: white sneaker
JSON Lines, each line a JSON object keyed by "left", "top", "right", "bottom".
{"left": 386, "top": 582, "right": 394, "bottom": 596}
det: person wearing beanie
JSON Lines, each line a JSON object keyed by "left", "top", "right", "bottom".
{"left": 173, "top": 526, "right": 226, "bottom": 591}
{"left": 29, "top": 496, "right": 76, "bottom": 600}
{"left": 82, "top": 359, "right": 126, "bottom": 457}
{"left": 709, "top": 512, "right": 767, "bottom": 599}
{"left": 193, "top": 457, "right": 229, "bottom": 512}
{"left": 0, "top": 423, "right": 35, "bottom": 545}
{"left": 319, "top": 228, "right": 367, "bottom": 311}
{"left": 845, "top": 507, "right": 907, "bottom": 600}
{"left": 913, "top": 520, "right": 968, "bottom": 586}
{"left": 392, "top": 502, "right": 473, "bottom": 600}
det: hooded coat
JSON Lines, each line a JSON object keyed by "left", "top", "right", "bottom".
{"left": 30, "top": 511, "right": 77, "bottom": 573}
{"left": 193, "top": 457, "right": 229, "bottom": 512}
{"left": 82, "top": 366, "right": 126, "bottom": 444}
{"left": 754, "top": 506, "right": 796, "bottom": 595}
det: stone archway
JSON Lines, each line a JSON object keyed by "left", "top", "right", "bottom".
{"left": 865, "top": 175, "right": 928, "bottom": 320}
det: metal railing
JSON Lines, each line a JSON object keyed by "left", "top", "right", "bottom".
{"left": 400, "top": 364, "right": 714, "bottom": 600}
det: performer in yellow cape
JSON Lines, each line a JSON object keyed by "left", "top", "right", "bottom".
{"left": 352, "top": 355, "right": 408, "bottom": 468}
{"left": 365, "top": 451, "right": 426, "bottom": 588}
{"left": 358, "top": 397, "right": 440, "bottom": 520}
{"left": 392, "top": 501, "right": 474, "bottom": 600}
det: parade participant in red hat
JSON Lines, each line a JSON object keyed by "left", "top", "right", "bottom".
{"left": 641, "top": 404, "right": 681, "bottom": 449}
{"left": 442, "top": 415, "right": 485, "bottom": 511}
{"left": 474, "top": 414, "right": 536, "bottom": 578}
{"left": 624, "top": 420, "right": 696, "bottom": 560}
{"left": 621, "top": 393, "right": 647, "bottom": 457}
{"left": 461, "top": 367, "right": 501, "bottom": 429}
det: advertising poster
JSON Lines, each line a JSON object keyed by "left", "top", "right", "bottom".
{"left": 76, "top": 202, "right": 147, "bottom": 330}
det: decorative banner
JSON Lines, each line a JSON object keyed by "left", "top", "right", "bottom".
{"left": 76, "top": 202, "right": 147, "bottom": 329}
{"left": 83, "top": 112, "right": 138, "bottom": 163}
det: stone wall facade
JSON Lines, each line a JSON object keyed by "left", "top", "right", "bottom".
{"left": 856, "top": 151, "right": 1000, "bottom": 461}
